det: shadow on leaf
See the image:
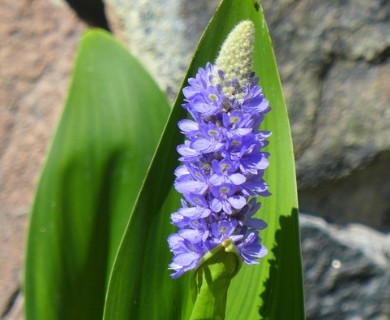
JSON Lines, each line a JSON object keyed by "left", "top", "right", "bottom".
{"left": 259, "top": 208, "right": 305, "bottom": 320}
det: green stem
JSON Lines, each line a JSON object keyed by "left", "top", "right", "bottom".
{"left": 190, "top": 240, "right": 242, "bottom": 320}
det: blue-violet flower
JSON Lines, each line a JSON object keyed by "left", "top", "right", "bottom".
{"left": 168, "top": 20, "right": 271, "bottom": 278}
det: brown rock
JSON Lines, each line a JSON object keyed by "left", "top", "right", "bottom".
{"left": 0, "top": 0, "right": 85, "bottom": 317}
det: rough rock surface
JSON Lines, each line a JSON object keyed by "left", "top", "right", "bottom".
{"left": 300, "top": 214, "right": 390, "bottom": 320}
{"left": 300, "top": 151, "right": 390, "bottom": 230}
{"left": 0, "top": 0, "right": 85, "bottom": 318}
{"left": 263, "top": 0, "right": 390, "bottom": 229}
{"left": 262, "top": 0, "right": 390, "bottom": 187}
{"left": 106, "top": 0, "right": 220, "bottom": 100}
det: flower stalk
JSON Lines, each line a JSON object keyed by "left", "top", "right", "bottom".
{"left": 190, "top": 240, "right": 242, "bottom": 320}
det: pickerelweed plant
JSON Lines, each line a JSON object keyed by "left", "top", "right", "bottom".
{"left": 24, "top": 1, "right": 304, "bottom": 319}
{"left": 168, "top": 21, "right": 271, "bottom": 279}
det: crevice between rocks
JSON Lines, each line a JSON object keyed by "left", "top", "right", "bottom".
{"left": 64, "top": 0, "right": 111, "bottom": 31}
{"left": 295, "top": 52, "right": 336, "bottom": 159}
{"left": 299, "top": 150, "right": 390, "bottom": 231}
{"left": 1, "top": 287, "right": 20, "bottom": 319}
{"left": 369, "top": 44, "right": 390, "bottom": 64}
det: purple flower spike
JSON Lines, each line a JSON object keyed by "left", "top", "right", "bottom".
{"left": 168, "top": 21, "right": 271, "bottom": 278}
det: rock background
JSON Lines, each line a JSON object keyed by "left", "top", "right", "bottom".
{"left": 0, "top": 0, "right": 85, "bottom": 318}
{"left": 1, "top": 0, "right": 389, "bottom": 319}
{"left": 301, "top": 214, "right": 390, "bottom": 320}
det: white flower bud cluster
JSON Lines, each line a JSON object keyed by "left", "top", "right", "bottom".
{"left": 214, "top": 20, "right": 255, "bottom": 97}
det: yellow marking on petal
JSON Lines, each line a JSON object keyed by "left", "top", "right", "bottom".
{"left": 209, "top": 93, "right": 218, "bottom": 100}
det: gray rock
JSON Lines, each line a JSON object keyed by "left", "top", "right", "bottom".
{"left": 260, "top": 0, "right": 390, "bottom": 229}
{"left": 299, "top": 151, "right": 390, "bottom": 230}
{"left": 300, "top": 214, "right": 390, "bottom": 320}
{"left": 106, "top": 0, "right": 219, "bottom": 101}
{"left": 261, "top": 0, "right": 390, "bottom": 187}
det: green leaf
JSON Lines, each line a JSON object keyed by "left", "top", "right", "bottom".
{"left": 24, "top": 30, "right": 170, "bottom": 320}
{"left": 190, "top": 240, "right": 242, "bottom": 320}
{"left": 104, "top": 0, "right": 304, "bottom": 319}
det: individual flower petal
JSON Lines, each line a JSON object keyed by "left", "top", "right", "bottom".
{"left": 177, "top": 141, "right": 201, "bottom": 161}
{"left": 191, "top": 138, "right": 224, "bottom": 153}
{"left": 178, "top": 206, "right": 211, "bottom": 219}
{"left": 174, "top": 179, "right": 208, "bottom": 195}
{"left": 169, "top": 251, "right": 202, "bottom": 279}
{"left": 178, "top": 228, "right": 206, "bottom": 243}
{"left": 228, "top": 195, "right": 247, "bottom": 210}
{"left": 241, "top": 174, "right": 270, "bottom": 197}
{"left": 229, "top": 173, "right": 246, "bottom": 185}
{"left": 211, "top": 220, "right": 237, "bottom": 240}
{"left": 174, "top": 165, "right": 189, "bottom": 179}
{"left": 209, "top": 198, "right": 223, "bottom": 213}
{"left": 178, "top": 119, "right": 200, "bottom": 137}
{"left": 246, "top": 218, "right": 267, "bottom": 231}
{"left": 237, "top": 232, "right": 268, "bottom": 264}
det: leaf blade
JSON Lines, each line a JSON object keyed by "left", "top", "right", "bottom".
{"left": 24, "top": 30, "right": 170, "bottom": 320}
